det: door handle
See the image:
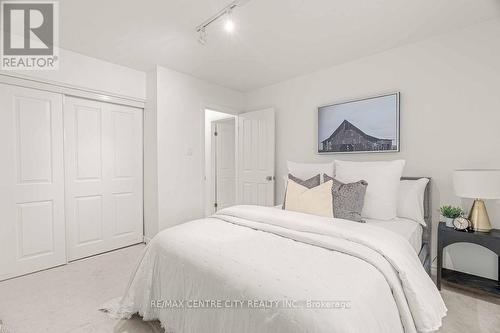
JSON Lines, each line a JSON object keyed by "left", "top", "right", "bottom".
{"left": 266, "top": 176, "right": 275, "bottom": 181}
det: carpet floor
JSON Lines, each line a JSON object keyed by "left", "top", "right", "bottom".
{"left": 0, "top": 244, "right": 499, "bottom": 333}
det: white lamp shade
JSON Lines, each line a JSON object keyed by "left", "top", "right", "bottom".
{"left": 453, "top": 169, "right": 500, "bottom": 199}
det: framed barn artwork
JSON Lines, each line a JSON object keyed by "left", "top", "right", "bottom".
{"left": 317, "top": 92, "right": 400, "bottom": 154}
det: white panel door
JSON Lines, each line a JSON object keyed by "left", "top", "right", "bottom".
{"left": 214, "top": 118, "right": 236, "bottom": 210}
{"left": 0, "top": 84, "right": 66, "bottom": 281}
{"left": 238, "top": 108, "right": 275, "bottom": 206}
{"left": 64, "top": 97, "right": 143, "bottom": 261}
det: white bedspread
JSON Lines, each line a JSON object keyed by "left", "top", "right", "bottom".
{"left": 110, "top": 205, "right": 446, "bottom": 333}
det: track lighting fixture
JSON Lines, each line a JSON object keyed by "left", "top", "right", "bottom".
{"left": 196, "top": 0, "right": 251, "bottom": 44}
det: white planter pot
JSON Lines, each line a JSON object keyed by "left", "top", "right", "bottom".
{"left": 444, "top": 217, "right": 454, "bottom": 228}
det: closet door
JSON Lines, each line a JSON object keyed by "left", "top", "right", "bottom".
{"left": 0, "top": 84, "right": 66, "bottom": 281}
{"left": 64, "top": 97, "right": 143, "bottom": 261}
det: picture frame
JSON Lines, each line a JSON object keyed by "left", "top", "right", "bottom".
{"left": 317, "top": 92, "right": 400, "bottom": 154}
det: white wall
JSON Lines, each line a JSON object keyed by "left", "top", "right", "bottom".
{"left": 143, "top": 69, "right": 159, "bottom": 240}
{"left": 2, "top": 48, "right": 146, "bottom": 99}
{"left": 243, "top": 19, "right": 500, "bottom": 280}
{"left": 152, "top": 66, "right": 243, "bottom": 230}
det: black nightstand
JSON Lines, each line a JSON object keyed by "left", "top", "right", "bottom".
{"left": 437, "top": 222, "right": 500, "bottom": 297}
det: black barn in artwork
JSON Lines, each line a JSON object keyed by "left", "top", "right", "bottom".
{"left": 319, "top": 120, "right": 394, "bottom": 152}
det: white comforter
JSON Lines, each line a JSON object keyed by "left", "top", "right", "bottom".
{"left": 112, "top": 205, "right": 446, "bottom": 333}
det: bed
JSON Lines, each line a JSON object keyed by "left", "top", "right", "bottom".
{"left": 370, "top": 177, "right": 432, "bottom": 277}
{"left": 365, "top": 217, "right": 422, "bottom": 253}
{"left": 402, "top": 177, "right": 432, "bottom": 276}
{"left": 107, "top": 178, "right": 445, "bottom": 333}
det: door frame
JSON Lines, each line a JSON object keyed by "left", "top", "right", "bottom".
{"left": 0, "top": 78, "right": 146, "bottom": 280}
{"left": 202, "top": 105, "right": 239, "bottom": 216}
{"left": 0, "top": 76, "right": 147, "bottom": 245}
{"left": 0, "top": 73, "right": 144, "bottom": 109}
{"left": 211, "top": 117, "right": 237, "bottom": 212}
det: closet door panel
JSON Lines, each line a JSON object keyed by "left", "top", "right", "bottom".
{"left": 65, "top": 97, "right": 143, "bottom": 261}
{"left": 75, "top": 195, "right": 103, "bottom": 245}
{"left": 15, "top": 98, "right": 53, "bottom": 183}
{"left": 0, "top": 85, "right": 66, "bottom": 281}
{"left": 107, "top": 104, "right": 143, "bottom": 248}
{"left": 65, "top": 98, "right": 107, "bottom": 260}
{"left": 75, "top": 105, "right": 102, "bottom": 180}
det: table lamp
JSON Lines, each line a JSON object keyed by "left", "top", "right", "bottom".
{"left": 453, "top": 169, "right": 500, "bottom": 232}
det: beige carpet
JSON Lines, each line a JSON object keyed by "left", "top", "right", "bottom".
{"left": 0, "top": 244, "right": 499, "bottom": 333}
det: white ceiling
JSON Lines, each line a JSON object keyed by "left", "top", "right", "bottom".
{"left": 60, "top": 0, "right": 500, "bottom": 91}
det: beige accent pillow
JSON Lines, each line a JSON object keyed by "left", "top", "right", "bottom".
{"left": 284, "top": 179, "right": 333, "bottom": 218}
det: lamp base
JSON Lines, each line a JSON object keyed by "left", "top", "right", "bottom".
{"left": 469, "top": 199, "right": 492, "bottom": 232}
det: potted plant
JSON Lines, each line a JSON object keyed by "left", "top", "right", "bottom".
{"left": 439, "top": 205, "right": 464, "bottom": 228}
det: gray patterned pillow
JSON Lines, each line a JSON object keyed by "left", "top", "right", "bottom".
{"left": 283, "top": 174, "right": 321, "bottom": 209}
{"left": 323, "top": 174, "right": 368, "bottom": 222}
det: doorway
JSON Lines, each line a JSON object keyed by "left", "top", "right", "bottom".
{"left": 204, "top": 108, "right": 276, "bottom": 216}
{"left": 204, "top": 109, "right": 237, "bottom": 215}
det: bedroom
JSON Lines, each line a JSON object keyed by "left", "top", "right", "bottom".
{"left": 0, "top": 0, "right": 500, "bottom": 332}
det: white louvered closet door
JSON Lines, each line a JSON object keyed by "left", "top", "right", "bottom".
{"left": 0, "top": 84, "right": 66, "bottom": 281}
{"left": 64, "top": 97, "right": 143, "bottom": 261}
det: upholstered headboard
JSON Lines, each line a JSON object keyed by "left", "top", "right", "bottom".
{"left": 401, "top": 177, "right": 432, "bottom": 276}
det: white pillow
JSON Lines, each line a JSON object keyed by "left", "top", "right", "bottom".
{"left": 284, "top": 179, "right": 333, "bottom": 218}
{"left": 287, "top": 161, "right": 334, "bottom": 182}
{"left": 334, "top": 160, "right": 405, "bottom": 220}
{"left": 397, "top": 178, "right": 429, "bottom": 226}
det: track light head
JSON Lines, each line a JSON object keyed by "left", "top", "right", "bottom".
{"left": 198, "top": 28, "right": 208, "bottom": 45}
{"left": 224, "top": 10, "right": 235, "bottom": 33}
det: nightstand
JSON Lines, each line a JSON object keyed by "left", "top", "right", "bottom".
{"left": 437, "top": 222, "right": 500, "bottom": 297}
